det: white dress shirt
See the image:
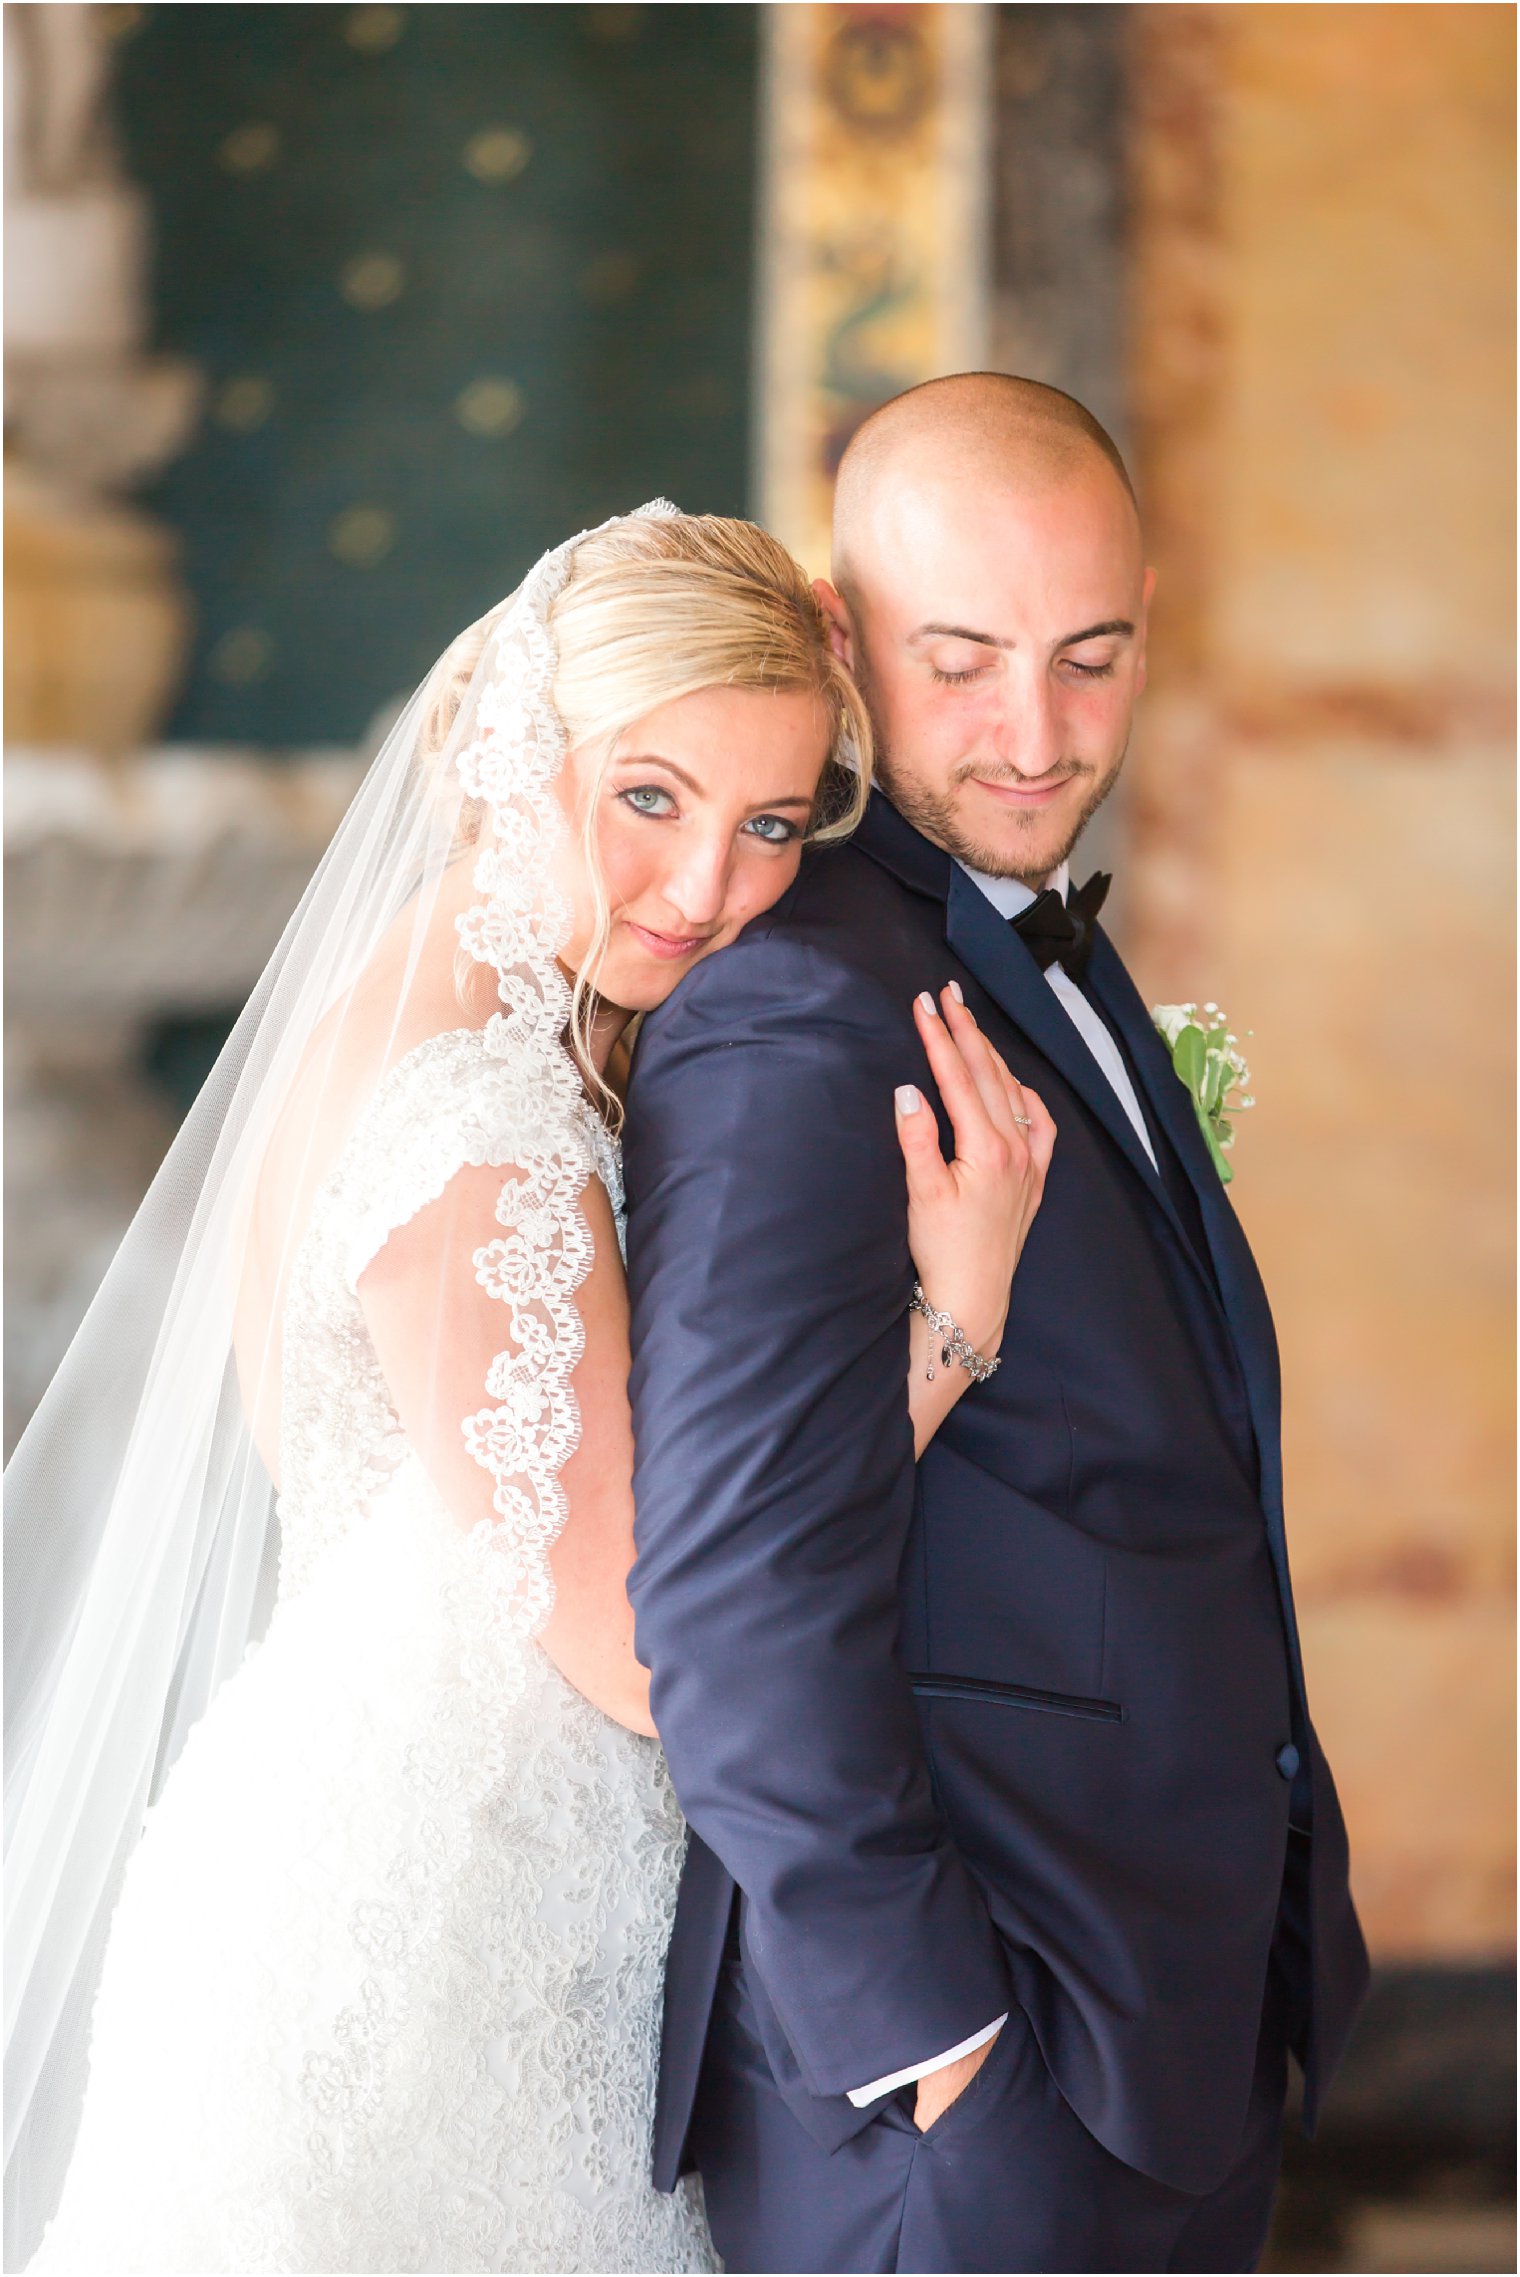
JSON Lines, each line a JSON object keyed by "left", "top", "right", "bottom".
{"left": 956, "top": 858, "right": 1157, "bottom": 1172}
{"left": 847, "top": 858, "right": 1156, "bottom": 2110}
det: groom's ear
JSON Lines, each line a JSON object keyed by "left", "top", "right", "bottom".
{"left": 811, "top": 578, "right": 856, "bottom": 673}
{"left": 1134, "top": 564, "right": 1158, "bottom": 695}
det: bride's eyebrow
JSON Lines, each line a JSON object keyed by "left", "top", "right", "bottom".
{"left": 614, "top": 753, "right": 700, "bottom": 790}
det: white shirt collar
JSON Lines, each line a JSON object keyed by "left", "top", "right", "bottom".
{"left": 955, "top": 856, "right": 1071, "bottom": 922}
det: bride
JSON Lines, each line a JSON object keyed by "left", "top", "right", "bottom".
{"left": 5, "top": 504, "right": 1053, "bottom": 2275}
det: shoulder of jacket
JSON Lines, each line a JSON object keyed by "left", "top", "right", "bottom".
{"left": 648, "top": 906, "right": 902, "bottom": 1035}
{"left": 633, "top": 912, "right": 928, "bottom": 1106}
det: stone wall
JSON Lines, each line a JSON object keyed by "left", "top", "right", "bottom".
{"left": 1126, "top": 3, "right": 1514, "bottom": 1960}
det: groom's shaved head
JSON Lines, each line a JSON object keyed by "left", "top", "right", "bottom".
{"left": 833, "top": 372, "right": 1138, "bottom": 609}
{"left": 818, "top": 372, "right": 1152, "bottom": 888}
{"left": 832, "top": 371, "right": 1137, "bottom": 605}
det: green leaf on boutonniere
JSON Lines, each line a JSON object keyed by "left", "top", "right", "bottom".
{"left": 1150, "top": 1002, "right": 1255, "bottom": 1185}
{"left": 1172, "top": 1022, "right": 1206, "bottom": 1095}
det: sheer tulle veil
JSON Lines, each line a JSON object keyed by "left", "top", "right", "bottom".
{"left": 2, "top": 501, "right": 692, "bottom": 2266}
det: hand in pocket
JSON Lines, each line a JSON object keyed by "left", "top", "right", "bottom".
{"left": 913, "top": 2026, "right": 1002, "bottom": 2134}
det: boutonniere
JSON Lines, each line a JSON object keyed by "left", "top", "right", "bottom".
{"left": 1151, "top": 1003, "right": 1254, "bottom": 1185}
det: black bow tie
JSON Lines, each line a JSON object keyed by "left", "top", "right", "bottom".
{"left": 1009, "top": 870, "right": 1112, "bottom": 983}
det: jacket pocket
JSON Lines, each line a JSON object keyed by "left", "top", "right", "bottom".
{"left": 909, "top": 1671, "right": 1124, "bottom": 1723}
{"left": 917, "top": 1442, "right": 1107, "bottom": 1701}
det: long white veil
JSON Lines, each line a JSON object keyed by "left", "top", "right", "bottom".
{"left": 3, "top": 501, "right": 681, "bottom": 2268}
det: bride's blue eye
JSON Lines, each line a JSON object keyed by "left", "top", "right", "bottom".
{"left": 743, "top": 814, "right": 798, "bottom": 845}
{"left": 620, "top": 785, "right": 677, "bottom": 818}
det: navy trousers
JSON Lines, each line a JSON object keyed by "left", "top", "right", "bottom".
{"left": 688, "top": 1948, "right": 1292, "bottom": 2275}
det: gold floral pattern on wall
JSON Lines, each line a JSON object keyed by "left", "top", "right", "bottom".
{"left": 755, "top": 1, "right": 993, "bottom": 576}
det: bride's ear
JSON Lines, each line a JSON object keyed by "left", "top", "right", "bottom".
{"left": 811, "top": 578, "right": 855, "bottom": 673}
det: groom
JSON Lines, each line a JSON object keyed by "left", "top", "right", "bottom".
{"left": 624, "top": 374, "right": 1368, "bottom": 2273}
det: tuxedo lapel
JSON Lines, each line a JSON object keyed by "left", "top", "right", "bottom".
{"left": 854, "top": 796, "right": 1303, "bottom": 1677}
{"left": 858, "top": 797, "right": 1281, "bottom": 1507}
{"left": 945, "top": 870, "right": 1223, "bottom": 1319}
{"left": 1084, "top": 931, "right": 1298, "bottom": 1647}
{"left": 1083, "top": 932, "right": 1280, "bottom": 1421}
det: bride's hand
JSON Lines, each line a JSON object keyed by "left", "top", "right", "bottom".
{"left": 895, "top": 986, "right": 1055, "bottom": 1446}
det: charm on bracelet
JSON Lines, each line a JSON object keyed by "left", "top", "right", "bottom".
{"left": 908, "top": 1282, "right": 1001, "bottom": 1385}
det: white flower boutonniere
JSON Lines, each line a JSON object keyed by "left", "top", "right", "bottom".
{"left": 1151, "top": 1002, "right": 1255, "bottom": 1185}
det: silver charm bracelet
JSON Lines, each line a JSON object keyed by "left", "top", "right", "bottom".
{"left": 909, "top": 1282, "right": 1001, "bottom": 1385}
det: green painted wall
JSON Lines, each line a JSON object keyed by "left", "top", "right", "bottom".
{"left": 118, "top": 3, "right": 758, "bottom": 745}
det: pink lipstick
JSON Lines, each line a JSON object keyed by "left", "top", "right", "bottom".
{"left": 625, "top": 921, "right": 710, "bottom": 962}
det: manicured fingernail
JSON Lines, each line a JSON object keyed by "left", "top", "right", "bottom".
{"left": 917, "top": 991, "right": 938, "bottom": 1016}
{"left": 946, "top": 980, "right": 965, "bottom": 1005}
{"left": 896, "top": 1085, "right": 922, "bottom": 1115}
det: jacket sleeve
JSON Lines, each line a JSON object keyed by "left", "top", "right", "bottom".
{"left": 624, "top": 932, "right": 1011, "bottom": 2100}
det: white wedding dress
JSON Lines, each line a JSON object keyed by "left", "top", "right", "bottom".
{"left": 31, "top": 1029, "right": 717, "bottom": 2276}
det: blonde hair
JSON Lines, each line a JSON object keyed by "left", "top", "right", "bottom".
{"left": 423, "top": 512, "right": 873, "bottom": 1117}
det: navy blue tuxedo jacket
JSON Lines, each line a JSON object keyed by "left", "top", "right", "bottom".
{"left": 624, "top": 793, "right": 1368, "bottom": 2198}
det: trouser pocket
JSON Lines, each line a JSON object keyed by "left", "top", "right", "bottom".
{"left": 877, "top": 2006, "right": 1035, "bottom": 2148}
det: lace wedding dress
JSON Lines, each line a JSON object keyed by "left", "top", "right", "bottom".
{"left": 31, "top": 1026, "right": 716, "bottom": 2276}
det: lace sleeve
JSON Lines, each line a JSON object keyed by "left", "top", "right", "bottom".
{"left": 337, "top": 1030, "right": 552, "bottom": 1294}
{"left": 334, "top": 1028, "right": 608, "bottom": 1636}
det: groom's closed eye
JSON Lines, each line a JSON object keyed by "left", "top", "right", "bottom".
{"left": 1057, "top": 619, "right": 1134, "bottom": 682}
{"left": 919, "top": 639, "right": 1001, "bottom": 686}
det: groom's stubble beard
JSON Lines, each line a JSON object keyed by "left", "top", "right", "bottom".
{"left": 871, "top": 733, "right": 1129, "bottom": 889}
